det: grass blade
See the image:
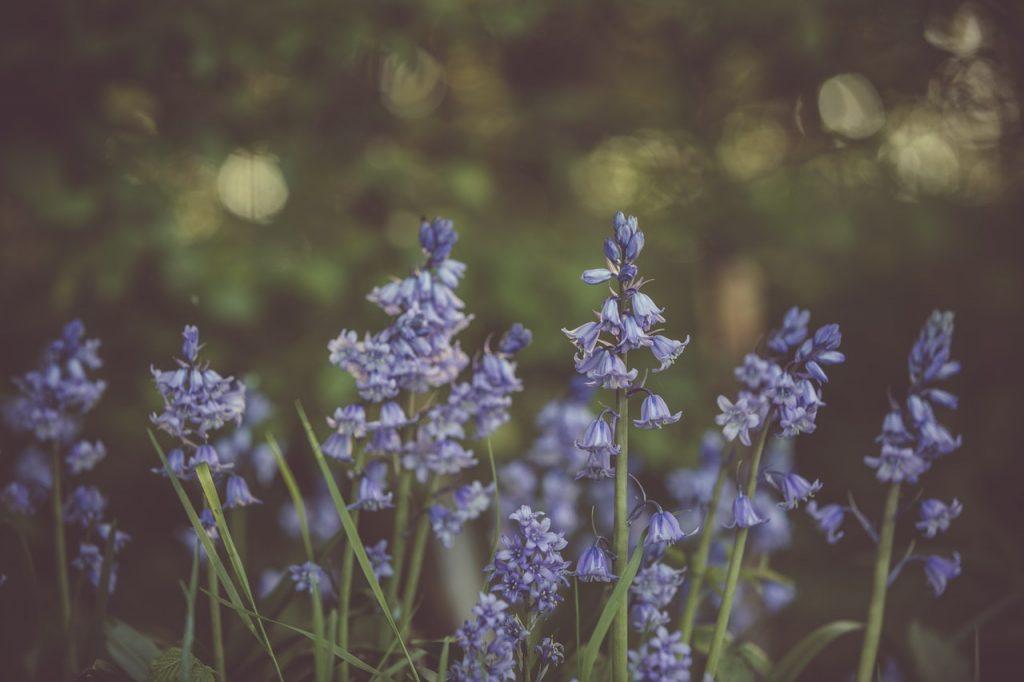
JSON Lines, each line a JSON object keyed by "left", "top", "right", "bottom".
{"left": 105, "top": 618, "right": 160, "bottom": 682}
{"left": 194, "top": 462, "right": 284, "bottom": 680}
{"left": 296, "top": 400, "right": 421, "bottom": 681}
{"left": 203, "top": 588, "right": 381, "bottom": 675}
{"left": 770, "top": 620, "right": 863, "bottom": 682}
{"left": 149, "top": 430, "right": 282, "bottom": 680}
{"left": 574, "top": 577, "right": 582, "bottom": 682}
{"left": 437, "top": 637, "right": 450, "bottom": 681}
{"left": 267, "top": 433, "right": 314, "bottom": 560}
{"left": 94, "top": 519, "right": 118, "bottom": 656}
{"left": 579, "top": 542, "right": 644, "bottom": 681}
{"left": 180, "top": 544, "right": 200, "bottom": 682}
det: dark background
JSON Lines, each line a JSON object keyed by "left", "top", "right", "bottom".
{"left": 2, "top": 0, "right": 1022, "bottom": 679}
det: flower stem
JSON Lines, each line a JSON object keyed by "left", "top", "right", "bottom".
{"left": 704, "top": 423, "right": 771, "bottom": 678}
{"left": 208, "top": 550, "right": 226, "bottom": 681}
{"left": 678, "top": 449, "right": 732, "bottom": 644}
{"left": 386, "top": 392, "right": 418, "bottom": 609}
{"left": 611, "top": 382, "right": 630, "bottom": 682}
{"left": 855, "top": 482, "right": 900, "bottom": 682}
{"left": 398, "top": 476, "right": 440, "bottom": 637}
{"left": 51, "top": 444, "right": 76, "bottom": 675}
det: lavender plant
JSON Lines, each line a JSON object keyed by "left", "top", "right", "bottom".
{"left": 563, "top": 211, "right": 690, "bottom": 680}
{"left": 2, "top": 320, "right": 126, "bottom": 674}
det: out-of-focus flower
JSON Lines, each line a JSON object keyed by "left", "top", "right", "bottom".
{"left": 807, "top": 501, "right": 845, "bottom": 544}
{"left": 923, "top": 552, "right": 961, "bottom": 596}
{"left": 916, "top": 498, "right": 963, "bottom": 538}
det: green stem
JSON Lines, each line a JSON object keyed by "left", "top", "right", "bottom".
{"left": 209, "top": 538, "right": 227, "bottom": 682}
{"left": 386, "top": 392, "right": 418, "bottom": 609}
{"left": 855, "top": 482, "right": 900, "bottom": 682}
{"left": 398, "top": 476, "right": 440, "bottom": 638}
{"left": 678, "top": 449, "right": 732, "bottom": 644}
{"left": 704, "top": 423, "right": 771, "bottom": 678}
{"left": 338, "top": 471, "right": 362, "bottom": 682}
{"left": 611, "top": 381, "right": 630, "bottom": 682}
{"left": 52, "top": 444, "right": 76, "bottom": 675}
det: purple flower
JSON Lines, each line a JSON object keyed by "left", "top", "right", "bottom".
{"left": 633, "top": 393, "right": 682, "bottom": 430}
{"left": 576, "top": 541, "right": 616, "bottom": 582}
{"left": 64, "top": 485, "right": 106, "bottom": 528}
{"left": 576, "top": 412, "right": 619, "bottom": 457}
{"left": 199, "top": 508, "right": 219, "bottom": 540}
{"left": 72, "top": 543, "right": 118, "bottom": 595}
{"left": 2, "top": 482, "right": 35, "bottom": 515}
{"left": 715, "top": 395, "right": 761, "bottom": 446}
{"left": 488, "top": 506, "right": 570, "bottom": 616}
{"left": 807, "top": 501, "right": 845, "bottom": 544}
{"left": 326, "top": 404, "right": 367, "bottom": 437}
{"left": 923, "top": 552, "right": 961, "bottom": 596}
{"left": 66, "top": 440, "right": 106, "bottom": 475}
{"left": 764, "top": 470, "right": 822, "bottom": 509}
{"left": 354, "top": 461, "right": 394, "bottom": 511}
{"left": 366, "top": 540, "right": 393, "bottom": 580}
{"left": 628, "top": 627, "right": 692, "bottom": 681}
{"left": 916, "top": 498, "right": 962, "bottom": 538}
{"left": 766, "top": 307, "right": 810, "bottom": 354}
{"left": 224, "top": 475, "right": 261, "bottom": 508}
{"left": 288, "top": 561, "right": 334, "bottom": 600}
{"left": 535, "top": 637, "right": 565, "bottom": 668}
{"left": 725, "top": 493, "right": 768, "bottom": 529}
{"left": 864, "top": 444, "right": 929, "bottom": 484}
{"left": 499, "top": 323, "right": 532, "bottom": 355}
{"left": 647, "top": 510, "right": 688, "bottom": 545}
{"left": 321, "top": 432, "right": 353, "bottom": 461}
{"left": 650, "top": 335, "right": 689, "bottom": 372}
{"left": 582, "top": 268, "right": 613, "bottom": 285}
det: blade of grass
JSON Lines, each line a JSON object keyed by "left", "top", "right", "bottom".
{"left": 579, "top": 542, "right": 644, "bottom": 681}
{"left": 437, "top": 637, "right": 450, "bottom": 681}
{"left": 327, "top": 610, "right": 338, "bottom": 682}
{"left": 574, "top": 577, "right": 582, "bottom": 682}
{"left": 149, "top": 430, "right": 282, "bottom": 680}
{"left": 267, "top": 434, "right": 314, "bottom": 559}
{"left": 94, "top": 519, "right": 118, "bottom": 657}
{"left": 209, "top": 552, "right": 226, "bottom": 682}
{"left": 203, "top": 588, "right": 381, "bottom": 675}
{"left": 180, "top": 544, "right": 200, "bottom": 682}
{"left": 312, "top": 578, "right": 327, "bottom": 682}
{"left": 296, "top": 400, "right": 421, "bottom": 681}
{"left": 486, "top": 438, "right": 501, "bottom": 562}
{"left": 195, "top": 462, "right": 284, "bottom": 680}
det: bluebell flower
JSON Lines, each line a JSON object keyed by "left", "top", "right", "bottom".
{"left": 715, "top": 395, "right": 761, "bottom": 446}
{"left": 766, "top": 307, "right": 810, "bottom": 354}
{"left": 633, "top": 393, "right": 682, "bottom": 430}
{"left": 451, "top": 592, "right": 522, "bottom": 681}
{"left": 631, "top": 602, "right": 670, "bottom": 632}
{"left": 562, "top": 321, "right": 603, "bottom": 356}
{"left": 72, "top": 543, "right": 117, "bottom": 595}
{"left": 631, "top": 291, "right": 665, "bottom": 328}
{"left": 582, "top": 268, "right": 613, "bottom": 285}
{"left": 923, "top": 552, "right": 961, "bottom": 596}
{"left": 326, "top": 404, "right": 367, "bottom": 438}
{"left": 794, "top": 323, "right": 846, "bottom": 384}
{"left": 806, "top": 501, "right": 845, "bottom": 544}
{"left": 488, "top": 506, "right": 571, "bottom": 616}
{"left": 647, "top": 510, "right": 689, "bottom": 545}
{"left": 289, "top": 561, "right": 334, "bottom": 600}
{"left": 354, "top": 461, "right": 394, "bottom": 511}
{"left": 534, "top": 637, "right": 565, "bottom": 668}
{"left": 6, "top": 320, "right": 107, "bottom": 442}
{"left": 575, "top": 412, "right": 620, "bottom": 457}
{"left": 151, "top": 447, "right": 191, "bottom": 480}
{"left": 371, "top": 401, "right": 410, "bottom": 430}
{"left": 617, "top": 315, "right": 651, "bottom": 351}
{"left": 98, "top": 523, "right": 132, "bottom": 552}
{"left": 764, "top": 470, "right": 822, "bottom": 509}
{"left": 2, "top": 481, "right": 35, "bottom": 515}
{"left": 749, "top": 492, "right": 793, "bottom": 554}
{"left": 366, "top": 540, "right": 394, "bottom": 580}
{"left": 576, "top": 541, "right": 616, "bottom": 582}
{"left": 453, "top": 481, "right": 494, "bottom": 519}
{"left": 151, "top": 326, "right": 246, "bottom": 441}
{"left": 225, "top": 475, "right": 261, "bottom": 508}
{"left": 64, "top": 485, "right": 106, "bottom": 528}
{"left": 734, "top": 354, "right": 780, "bottom": 390}
{"left": 419, "top": 217, "right": 458, "bottom": 265}
{"left": 864, "top": 444, "right": 929, "bottom": 484}
{"left": 628, "top": 627, "right": 692, "bottom": 681}
{"left": 321, "top": 432, "right": 353, "bottom": 462}
{"left": 725, "top": 493, "right": 769, "bottom": 529}
{"left": 631, "top": 562, "right": 684, "bottom": 613}
{"left": 649, "top": 335, "right": 689, "bottom": 372}
{"left": 777, "top": 380, "right": 823, "bottom": 437}
{"left": 761, "top": 579, "right": 796, "bottom": 612}
{"left": 65, "top": 440, "right": 106, "bottom": 475}
{"left": 909, "top": 311, "right": 959, "bottom": 389}
{"left": 577, "top": 449, "right": 615, "bottom": 480}
{"left": 199, "top": 508, "right": 219, "bottom": 540}
{"left": 916, "top": 498, "right": 962, "bottom": 538}
{"left": 499, "top": 323, "right": 532, "bottom": 355}
{"left": 428, "top": 506, "right": 463, "bottom": 549}
{"left": 191, "top": 442, "right": 231, "bottom": 474}
{"left": 575, "top": 349, "right": 638, "bottom": 389}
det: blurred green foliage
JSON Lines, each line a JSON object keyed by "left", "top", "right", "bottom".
{"left": 2, "top": 0, "right": 1023, "bottom": 679}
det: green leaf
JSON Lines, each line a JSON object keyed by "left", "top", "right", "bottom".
{"left": 908, "top": 620, "right": 970, "bottom": 682}
{"left": 738, "top": 641, "right": 773, "bottom": 676}
{"left": 437, "top": 637, "right": 451, "bottom": 681}
{"left": 579, "top": 543, "right": 644, "bottom": 680}
{"left": 770, "top": 620, "right": 863, "bottom": 682}
{"left": 719, "top": 648, "right": 756, "bottom": 682}
{"left": 193, "top": 461, "right": 284, "bottom": 680}
{"left": 486, "top": 438, "right": 501, "bottom": 562}
{"left": 267, "top": 433, "right": 314, "bottom": 559}
{"left": 105, "top": 618, "right": 160, "bottom": 682}
{"left": 150, "top": 648, "right": 216, "bottom": 682}
{"left": 296, "top": 401, "right": 421, "bottom": 681}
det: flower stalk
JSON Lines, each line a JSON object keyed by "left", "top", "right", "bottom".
{"left": 386, "top": 393, "right": 418, "bottom": 609}
{"left": 398, "top": 476, "right": 441, "bottom": 637}
{"left": 678, "top": 448, "right": 731, "bottom": 644}
{"left": 855, "top": 481, "right": 900, "bottom": 682}
{"left": 51, "top": 444, "right": 77, "bottom": 675}
{"left": 704, "top": 420, "right": 771, "bottom": 678}
{"left": 611, "top": 381, "right": 630, "bottom": 682}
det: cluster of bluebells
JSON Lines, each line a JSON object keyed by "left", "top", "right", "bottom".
{"left": 809, "top": 312, "right": 963, "bottom": 596}
{"left": 563, "top": 212, "right": 689, "bottom": 479}
{"left": 451, "top": 506, "right": 570, "bottom": 679}
{"left": 319, "top": 218, "right": 529, "bottom": 554}
{"left": 628, "top": 627, "right": 693, "bottom": 682}
{"left": 2, "top": 321, "right": 129, "bottom": 594}
{"left": 150, "top": 326, "right": 262, "bottom": 534}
